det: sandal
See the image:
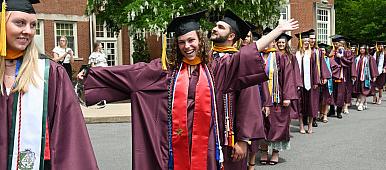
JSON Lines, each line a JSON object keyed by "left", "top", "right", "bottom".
{"left": 259, "top": 149, "right": 269, "bottom": 165}
{"left": 269, "top": 150, "right": 279, "bottom": 165}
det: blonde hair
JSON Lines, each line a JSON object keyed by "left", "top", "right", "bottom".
{"left": 0, "top": 12, "right": 41, "bottom": 95}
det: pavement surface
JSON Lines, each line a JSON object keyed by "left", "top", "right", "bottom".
{"left": 82, "top": 102, "right": 131, "bottom": 123}
{"left": 87, "top": 97, "right": 386, "bottom": 170}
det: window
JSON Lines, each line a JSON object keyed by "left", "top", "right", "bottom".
{"left": 55, "top": 22, "right": 78, "bottom": 57}
{"left": 280, "top": 6, "right": 288, "bottom": 21}
{"left": 35, "top": 20, "right": 45, "bottom": 53}
{"left": 100, "top": 42, "right": 117, "bottom": 66}
{"left": 316, "top": 8, "right": 330, "bottom": 44}
{"left": 96, "top": 18, "right": 116, "bottom": 38}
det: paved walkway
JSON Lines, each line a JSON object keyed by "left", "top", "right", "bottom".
{"left": 82, "top": 102, "right": 131, "bottom": 123}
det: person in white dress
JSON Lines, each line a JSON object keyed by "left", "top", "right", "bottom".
{"left": 52, "top": 35, "right": 74, "bottom": 80}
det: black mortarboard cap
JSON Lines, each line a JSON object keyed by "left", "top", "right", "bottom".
{"left": 262, "top": 27, "right": 273, "bottom": 35}
{"left": 318, "top": 43, "right": 330, "bottom": 49}
{"left": 166, "top": 10, "right": 207, "bottom": 37}
{"left": 307, "top": 29, "right": 315, "bottom": 35}
{"left": 330, "top": 35, "right": 345, "bottom": 42}
{"left": 275, "top": 33, "right": 292, "bottom": 41}
{"left": 295, "top": 31, "right": 309, "bottom": 39}
{"left": 2, "top": 0, "right": 40, "bottom": 14}
{"left": 221, "top": 9, "right": 250, "bottom": 39}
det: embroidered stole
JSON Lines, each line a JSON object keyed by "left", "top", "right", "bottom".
{"left": 262, "top": 51, "right": 280, "bottom": 104}
{"left": 8, "top": 59, "right": 50, "bottom": 170}
{"left": 324, "top": 56, "right": 333, "bottom": 94}
{"left": 314, "top": 48, "right": 321, "bottom": 81}
{"left": 356, "top": 55, "right": 371, "bottom": 88}
{"left": 169, "top": 63, "right": 221, "bottom": 170}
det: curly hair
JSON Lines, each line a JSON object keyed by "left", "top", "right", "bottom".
{"left": 167, "top": 30, "right": 210, "bottom": 70}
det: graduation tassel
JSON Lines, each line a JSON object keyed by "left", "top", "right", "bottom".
{"left": 0, "top": 0, "right": 6, "bottom": 57}
{"left": 299, "top": 33, "right": 302, "bottom": 48}
{"left": 161, "top": 33, "right": 167, "bottom": 70}
{"left": 376, "top": 42, "right": 379, "bottom": 52}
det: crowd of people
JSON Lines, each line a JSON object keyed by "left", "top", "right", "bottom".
{"left": 1, "top": 0, "right": 385, "bottom": 169}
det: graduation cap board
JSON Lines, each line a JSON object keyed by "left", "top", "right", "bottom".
{"left": 262, "top": 27, "right": 272, "bottom": 36}
{"left": 0, "top": 0, "right": 40, "bottom": 57}
{"left": 318, "top": 43, "right": 329, "bottom": 49}
{"left": 1, "top": 0, "right": 40, "bottom": 14}
{"left": 330, "top": 35, "right": 346, "bottom": 42}
{"left": 221, "top": 9, "right": 250, "bottom": 40}
{"left": 166, "top": 10, "right": 207, "bottom": 37}
{"left": 306, "top": 29, "right": 316, "bottom": 38}
{"left": 275, "top": 33, "right": 292, "bottom": 42}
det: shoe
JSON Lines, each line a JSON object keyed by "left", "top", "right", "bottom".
{"left": 322, "top": 117, "right": 328, "bottom": 123}
{"left": 355, "top": 101, "right": 360, "bottom": 107}
{"left": 357, "top": 104, "right": 363, "bottom": 111}
{"left": 269, "top": 150, "right": 279, "bottom": 165}
{"left": 300, "top": 129, "right": 306, "bottom": 134}
{"left": 96, "top": 100, "right": 107, "bottom": 109}
{"left": 312, "top": 121, "right": 318, "bottom": 127}
{"left": 327, "top": 105, "right": 335, "bottom": 117}
{"left": 377, "top": 99, "right": 382, "bottom": 105}
{"left": 343, "top": 108, "right": 349, "bottom": 114}
{"left": 337, "top": 112, "right": 343, "bottom": 119}
{"left": 363, "top": 103, "right": 368, "bottom": 110}
{"left": 372, "top": 96, "right": 377, "bottom": 104}
{"left": 259, "top": 149, "right": 269, "bottom": 165}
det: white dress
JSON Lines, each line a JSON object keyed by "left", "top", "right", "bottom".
{"left": 88, "top": 52, "right": 108, "bottom": 67}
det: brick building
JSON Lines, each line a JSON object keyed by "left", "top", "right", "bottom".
{"left": 33, "top": 0, "right": 133, "bottom": 78}
{"left": 282, "top": 0, "right": 335, "bottom": 48}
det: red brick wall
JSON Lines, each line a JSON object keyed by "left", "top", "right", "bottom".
{"left": 289, "top": 0, "right": 334, "bottom": 48}
{"left": 122, "top": 27, "right": 131, "bottom": 65}
{"left": 33, "top": 0, "right": 87, "bottom": 16}
{"left": 147, "top": 35, "right": 162, "bottom": 60}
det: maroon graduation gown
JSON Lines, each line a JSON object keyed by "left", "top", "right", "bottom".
{"left": 320, "top": 56, "right": 340, "bottom": 105}
{"left": 84, "top": 44, "right": 267, "bottom": 170}
{"left": 260, "top": 52, "right": 298, "bottom": 142}
{"left": 0, "top": 60, "right": 98, "bottom": 170}
{"left": 353, "top": 55, "right": 379, "bottom": 96}
{"left": 374, "top": 51, "right": 386, "bottom": 89}
{"left": 299, "top": 49, "right": 330, "bottom": 118}
{"left": 290, "top": 52, "right": 303, "bottom": 119}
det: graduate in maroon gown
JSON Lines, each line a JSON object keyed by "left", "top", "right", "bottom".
{"left": 258, "top": 32, "right": 298, "bottom": 166}
{"left": 307, "top": 29, "right": 326, "bottom": 128}
{"left": 328, "top": 36, "right": 357, "bottom": 117}
{"left": 80, "top": 10, "right": 299, "bottom": 170}
{"left": 353, "top": 45, "right": 379, "bottom": 111}
{"left": 295, "top": 31, "right": 329, "bottom": 134}
{"left": 209, "top": 12, "right": 262, "bottom": 170}
{"left": 372, "top": 41, "right": 386, "bottom": 104}
{"left": 318, "top": 43, "right": 340, "bottom": 123}
{"left": 0, "top": 1, "right": 98, "bottom": 169}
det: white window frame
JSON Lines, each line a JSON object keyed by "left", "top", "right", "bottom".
{"left": 95, "top": 18, "right": 117, "bottom": 40}
{"left": 316, "top": 7, "right": 331, "bottom": 44}
{"left": 279, "top": 2, "right": 292, "bottom": 45}
{"left": 54, "top": 21, "right": 78, "bottom": 58}
{"left": 34, "top": 20, "right": 45, "bottom": 53}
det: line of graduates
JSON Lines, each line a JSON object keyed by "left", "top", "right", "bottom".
{"left": 78, "top": 8, "right": 385, "bottom": 170}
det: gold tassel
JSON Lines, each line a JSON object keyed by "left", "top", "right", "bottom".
{"left": 332, "top": 40, "right": 335, "bottom": 51}
{"left": 299, "top": 33, "right": 302, "bottom": 48}
{"left": 0, "top": 0, "right": 7, "bottom": 57}
{"left": 161, "top": 33, "right": 167, "bottom": 70}
{"left": 376, "top": 42, "right": 379, "bottom": 52}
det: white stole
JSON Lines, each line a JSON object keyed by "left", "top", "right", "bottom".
{"left": 377, "top": 52, "right": 384, "bottom": 74}
{"left": 10, "top": 59, "right": 49, "bottom": 170}
{"left": 303, "top": 50, "right": 312, "bottom": 90}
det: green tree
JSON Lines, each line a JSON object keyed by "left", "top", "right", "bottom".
{"left": 86, "top": 0, "right": 286, "bottom": 63}
{"left": 335, "top": 0, "right": 386, "bottom": 44}
{"left": 86, "top": 0, "right": 286, "bottom": 35}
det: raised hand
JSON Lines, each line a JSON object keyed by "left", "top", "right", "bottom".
{"left": 277, "top": 18, "right": 299, "bottom": 32}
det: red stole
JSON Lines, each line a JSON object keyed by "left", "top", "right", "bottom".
{"left": 172, "top": 63, "right": 212, "bottom": 170}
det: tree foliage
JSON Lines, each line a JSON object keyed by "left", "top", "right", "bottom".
{"left": 86, "top": 0, "right": 286, "bottom": 37}
{"left": 335, "top": 0, "right": 386, "bottom": 44}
